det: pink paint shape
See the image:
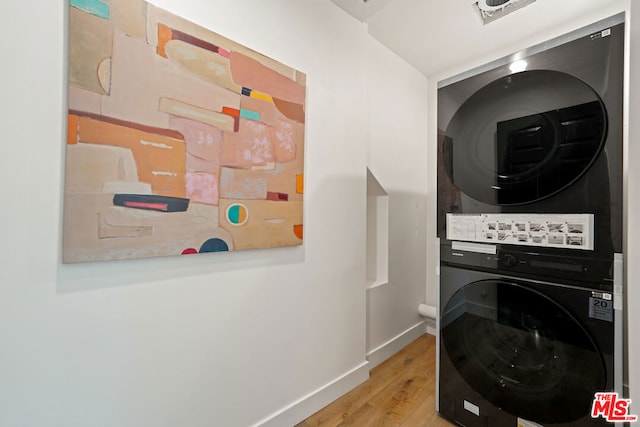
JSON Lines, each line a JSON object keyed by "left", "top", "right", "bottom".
{"left": 186, "top": 153, "right": 217, "bottom": 174}
{"left": 220, "top": 119, "right": 274, "bottom": 169}
{"left": 169, "top": 117, "right": 222, "bottom": 172}
{"left": 272, "top": 119, "right": 297, "bottom": 163}
{"left": 185, "top": 172, "right": 219, "bottom": 205}
{"left": 230, "top": 52, "right": 305, "bottom": 104}
{"left": 218, "top": 48, "right": 231, "bottom": 58}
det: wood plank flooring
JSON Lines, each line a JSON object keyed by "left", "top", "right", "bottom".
{"left": 296, "top": 334, "right": 455, "bottom": 427}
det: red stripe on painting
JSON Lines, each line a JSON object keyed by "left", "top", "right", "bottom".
{"left": 267, "top": 192, "right": 289, "bottom": 201}
{"left": 172, "top": 28, "right": 220, "bottom": 55}
{"left": 124, "top": 201, "right": 169, "bottom": 211}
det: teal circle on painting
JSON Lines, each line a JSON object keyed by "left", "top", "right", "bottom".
{"left": 226, "top": 203, "right": 249, "bottom": 226}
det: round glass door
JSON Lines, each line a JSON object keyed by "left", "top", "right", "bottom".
{"left": 442, "top": 70, "right": 606, "bottom": 205}
{"left": 441, "top": 280, "right": 606, "bottom": 423}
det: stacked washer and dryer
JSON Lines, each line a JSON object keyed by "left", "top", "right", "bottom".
{"left": 436, "top": 14, "right": 625, "bottom": 427}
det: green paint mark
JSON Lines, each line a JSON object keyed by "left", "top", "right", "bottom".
{"left": 240, "top": 109, "right": 260, "bottom": 121}
{"left": 70, "top": 0, "right": 110, "bottom": 19}
{"left": 228, "top": 205, "right": 240, "bottom": 224}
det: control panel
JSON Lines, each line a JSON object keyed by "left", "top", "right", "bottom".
{"left": 440, "top": 242, "right": 612, "bottom": 288}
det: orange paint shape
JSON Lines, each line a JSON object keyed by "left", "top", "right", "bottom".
{"left": 76, "top": 115, "right": 187, "bottom": 197}
{"left": 250, "top": 91, "right": 273, "bottom": 103}
{"left": 222, "top": 106, "right": 240, "bottom": 117}
{"left": 296, "top": 174, "right": 304, "bottom": 194}
{"left": 294, "top": 225, "right": 303, "bottom": 240}
{"left": 67, "top": 114, "right": 79, "bottom": 145}
{"left": 157, "top": 23, "right": 173, "bottom": 58}
{"left": 238, "top": 206, "right": 248, "bottom": 224}
{"left": 273, "top": 97, "right": 305, "bottom": 123}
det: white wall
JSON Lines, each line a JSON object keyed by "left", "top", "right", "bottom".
{"left": 365, "top": 36, "right": 430, "bottom": 364}
{"left": 0, "top": 1, "right": 392, "bottom": 426}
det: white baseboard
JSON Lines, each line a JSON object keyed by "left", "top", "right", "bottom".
{"left": 366, "top": 320, "right": 429, "bottom": 370}
{"left": 254, "top": 321, "right": 436, "bottom": 426}
{"left": 254, "top": 360, "right": 370, "bottom": 427}
{"left": 425, "top": 317, "right": 437, "bottom": 336}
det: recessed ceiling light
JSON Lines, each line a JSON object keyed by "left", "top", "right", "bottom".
{"left": 509, "top": 60, "right": 528, "bottom": 73}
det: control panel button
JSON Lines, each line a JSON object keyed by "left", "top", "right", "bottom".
{"left": 501, "top": 254, "right": 518, "bottom": 267}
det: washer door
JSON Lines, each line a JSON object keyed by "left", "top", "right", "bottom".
{"left": 442, "top": 70, "right": 607, "bottom": 205}
{"left": 441, "top": 280, "right": 606, "bottom": 423}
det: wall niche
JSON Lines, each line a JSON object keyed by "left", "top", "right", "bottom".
{"left": 366, "top": 168, "right": 389, "bottom": 288}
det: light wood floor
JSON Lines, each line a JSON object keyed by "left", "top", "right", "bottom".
{"left": 296, "top": 334, "right": 455, "bottom": 427}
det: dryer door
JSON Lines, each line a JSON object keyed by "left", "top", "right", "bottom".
{"left": 442, "top": 70, "right": 606, "bottom": 205}
{"left": 441, "top": 279, "right": 606, "bottom": 424}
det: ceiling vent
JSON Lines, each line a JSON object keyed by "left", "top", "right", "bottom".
{"left": 473, "top": 0, "right": 537, "bottom": 25}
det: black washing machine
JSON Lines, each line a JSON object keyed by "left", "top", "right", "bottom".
{"left": 436, "top": 13, "right": 625, "bottom": 427}
{"left": 438, "top": 255, "right": 620, "bottom": 427}
{"left": 437, "top": 14, "right": 624, "bottom": 271}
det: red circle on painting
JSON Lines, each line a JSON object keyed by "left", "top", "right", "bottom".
{"left": 182, "top": 248, "right": 198, "bottom": 255}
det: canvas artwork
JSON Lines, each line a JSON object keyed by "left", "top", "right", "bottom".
{"left": 63, "top": 0, "right": 306, "bottom": 263}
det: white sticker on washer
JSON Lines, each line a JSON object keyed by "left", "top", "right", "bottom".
{"left": 517, "top": 418, "right": 543, "bottom": 427}
{"left": 463, "top": 399, "right": 480, "bottom": 416}
{"left": 451, "top": 241, "right": 497, "bottom": 254}
{"left": 446, "top": 213, "right": 594, "bottom": 250}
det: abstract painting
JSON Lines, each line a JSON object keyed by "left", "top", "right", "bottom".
{"left": 64, "top": 0, "right": 306, "bottom": 263}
